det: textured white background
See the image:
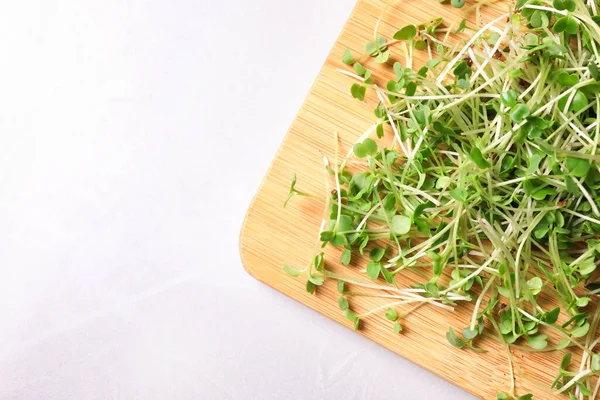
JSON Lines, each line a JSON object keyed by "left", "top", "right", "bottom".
{"left": 0, "top": 1, "right": 475, "bottom": 399}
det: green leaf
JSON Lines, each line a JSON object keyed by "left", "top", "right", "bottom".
{"left": 524, "top": 33, "right": 538, "bottom": 46}
{"left": 446, "top": 327, "right": 465, "bottom": 348}
{"left": 380, "top": 265, "right": 395, "bottom": 284}
{"left": 554, "top": 16, "right": 579, "bottom": 35}
{"left": 366, "top": 261, "right": 381, "bottom": 280}
{"left": 510, "top": 104, "right": 530, "bottom": 123}
{"left": 414, "top": 201, "right": 434, "bottom": 219}
{"left": 487, "top": 32, "right": 501, "bottom": 45}
{"left": 342, "top": 49, "right": 353, "bottom": 65}
{"left": 542, "top": 36, "right": 566, "bottom": 56}
{"left": 577, "top": 297, "right": 591, "bottom": 307}
{"left": 393, "top": 320, "right": 403, "bottom": 333}
{"left": 496, "top": 393, "right": 509, "bottom": 400}
{"left": 532, "top": 187, "right": 556, "bottom": 201}
{"left": 436, "top": 176, "right": 451, "bottom": 189}
{"left": 382, "top": 194, "right": 396, "bottom": 211}
{"left": 592, "top": 354, "right": 600, "bottom": 371}
{"left": 565, "top": 176, "right": 580, "bottom": 196}
{"left": 509, "top": 68, "right": 523, "bottom": 78}
{"left": 516, "top": 395, "right": 533, "bottom": 400}
{"left": 387, "top": 80, "right": 400, "bottom": 96}
{"left": 306, "top": 280, "right": 316, "bottom": 294}
{"left": 363, "top": 70, "right": 373, "bottom": 85}
{"left": 369, "top": 247, "right": 386, "bottom": 262}
{"left": 393, "top": 25, "right": 417, "bottom": 41}
{"left": 578, "top": 255, "right": 596, "bottom": 275}
{"left": 571, "top": 90, "right": 589, "bottom": 112}
{"left": 497, "top": 285, "right": 511, "bottom": 298}
{"left": 462, "top": 327, "right": 478, "bottom": 340}
{"left": 426, "top": 58, "right": 442, "bottom": 68}
{"left": 545, "top": 307, "right": 560, "bottom": 324}
{"left": 362, "top": 138, "right": 378, "bottom": 155}
{"left": 525, "top": 180, "right": 556, "bottom": 200}
{"left": 353, "top": 143, "right": 367, "bottom": 158}
{"left": 500, "top": 89, "right": 517, "bottom": 108}
{"left": 572, "top": 322, "right": 590, "bottom": 338}
{"left": 374, "top": 49, "right": 390, "bottom": 64}
{"left": 527, "top": 334, "right": 548, "bottom": 350}
{"left": 526, "top": 154, "right": 542, "bottom": 175}
{"left": 578, "top": 382, "right": 592, "bottom": 396}
{"left": 393, "top": 62, "right": 403, "bottom": 80}
{"left": 425, "top": 282, "right": 439, "bottom": 297}
{"left": 282, "top": 264, "right": 301, "bottom": 277}
{"left": 449, "top": 188, "right": 467, "bottom": 202}
{"left": 562, "top": 313, "right": 588, "bottom": 329}
{"left": 314, "top": 254, "right": 325, "bottom": 270}
{"left": 359, "top": 234, "right": 369, "bottom": 254}
{"left": 375, "top": 36, "right": 387, "bottom": 51}
{"left": 340, "top": 249, "right": 352, "bottom": 266}
{"left": 456, "top": 18, "right": 467, "bottom": 34}
{"left": 533, "top": 224, "right": 550, "bottom": 240}
{"left": 558, "top": 338, "right": 570, "bottom": 350}
{"left": 414, "top": 40, "right": 428, "bottom": 50}
{"left": 308, "top": 274, "right": 324, "bottom": 286}
{"left": 344, "top": 308, "right": 358, "bottom": 322}
{"left": 451, "top": 0, "right": 465, "bottom": 7}
{"left": 337, "top": 281, "right": 345, "bottom": 293}
{"left": 390, "top": 215, "right": 411, "bottom": 235}
{"left": 284, "top": 173, "right": 298, "bottom": 207}
{"left": 350, "top": 83, "right": 366, "bottom": 101}
{"left": 529, "top": 10, "right": 548, "bottom": 28}
{"left": 373, "top": 103, "right": 385, "bottom": 118}
{"left": 457, "top": 78, "right": 469, "bottom": 89}
{"left": 515, "top": 0, "right": 527, "bottom": 8}
{"left": 561, "top": 352, "right": 572, "bottom": 369}
{"left": 405, "top": 81, "right": 417, "bottom": 96}
{"left": 364, "top": 41, "right": 377, "bottom": 56}
{"left": 557, "top": 71, "right": 579, "bottom": 86}
{"left": 589, "top": 63, "right": 600, "bottom": 81}
{"left": 353, "top": 139, "right": 377, "bottom": 159}
{"left": 354, "top": 62, "right": 366, "bottom": 76}
{"left": 470, "top": 147, "right": 491, "bottom": 169}
{"left": 565, "top": 16, "right": 580, "bottom": 35}
{"left": 338, "top": 296, "right": 349, "bottom": 310}
{"left": 526, "top": 277, "right": 543, "bottom": 295}
{"left": 385, "top": 307, "right": 399, "bottom": 321}
{"left": 453, "top": 60, "right": 471, "bottom": 79}
{"left": 566, "top": 157, "right": 591, "bottom": 177}
{"left": 553, "top": 0, "right": 576, "bottom": 12}
{"left": 338, "top": 215, "right": 353, "bottom": 232}
{"left": 330, "top": 233, "right": 347, "bottom": 247}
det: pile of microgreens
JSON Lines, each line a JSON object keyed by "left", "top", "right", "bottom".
{"left": 283, "top": 0, "right": 600, "bottom": 398}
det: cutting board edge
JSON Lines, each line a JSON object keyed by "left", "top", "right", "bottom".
{"left": 238, "top": 0, "right": 364, "bottom": 282}
{"left": 240, "top": 210, "right": 486, "bottom": 400}
{"left": 236, "top": 0, "right": 558, "bottom": 398}
{"left": 240, "top": 211, "right": 487, "bottom": 400}
{"left": 237, "top": 0, "right": 485, "bottom": 397}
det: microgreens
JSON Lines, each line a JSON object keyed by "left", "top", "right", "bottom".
{"left": 283, "top": 0, "right": 600, "bottom": 398}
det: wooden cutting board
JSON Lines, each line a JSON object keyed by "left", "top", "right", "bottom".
{"left": 239, "top": 1, "right": 565, "bottom": 398}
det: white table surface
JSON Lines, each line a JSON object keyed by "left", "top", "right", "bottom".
{"left": 0, "top": 1, "right": 475, "bottom": 399}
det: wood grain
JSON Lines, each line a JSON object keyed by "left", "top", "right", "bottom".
{"left": 240, "top": 1, "right": 567, "bottom": 398}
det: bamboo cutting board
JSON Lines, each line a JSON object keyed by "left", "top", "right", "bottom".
{"left": 239, "top": 1, "right": 565, "bottom": 398}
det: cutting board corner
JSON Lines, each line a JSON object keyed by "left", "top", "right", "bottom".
{"left": 236, "top": 1, "right": 559, "bottom": 398}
